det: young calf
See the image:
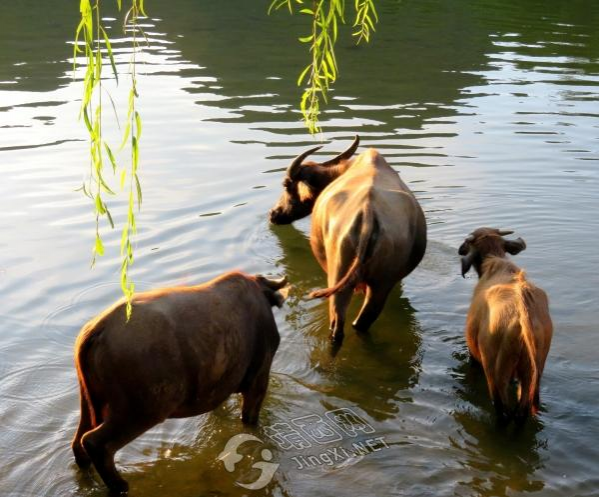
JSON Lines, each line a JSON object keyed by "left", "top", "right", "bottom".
{"left": 71, "top": 271, "right": 288, "bottom": 493}
{"left": 459, "top": 227, "right": 553, "bottom": 421}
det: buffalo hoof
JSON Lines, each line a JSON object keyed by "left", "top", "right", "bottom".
{"left": 351, "top": 320, "right": 371, "bottom": 334}
{"left": 72, "top": 443, "right": 91, "bottom": 469}
{"left": 107, "top": 478, "right": 129, "bottom": 495}
{"left": 241, "top": 413, "right": 259, "bottom": 426}
{"left": 329, "top": 329, "right": 344, "bottom": 343}
{"left": 73, "top": 452, "right": 91, "bottom": 469}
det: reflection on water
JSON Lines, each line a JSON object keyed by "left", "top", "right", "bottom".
{"left": 269, "top": 222, "right": 422, "bottom": 420}
{"left": 451, "top": 354, "right": 547, "bottom": 496}
{"left": 1, "top": 0, "right": 599, "bottom": 496}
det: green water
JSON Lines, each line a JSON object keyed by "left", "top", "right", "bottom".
{"left": 0, "top": 1, "right": 598, "bottom": 496}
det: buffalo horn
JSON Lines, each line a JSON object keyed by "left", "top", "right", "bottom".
{"left": 321, "top": 135, "right": 360, "bottom": 166}
{"left": 287, "top": 146, "right": 323, "bottom": 179}
{"left": 261, "top": 275, "right": 288, "bottom": 290}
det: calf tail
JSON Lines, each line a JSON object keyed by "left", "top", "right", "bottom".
{"left": 310, "top": 208, "right": 379, "bottom": 299}
{"left": 74, "top": 324, "right": 103, "bottom": 428}
{"left": 516, "top": 271, "right": 539, "bottom": 416}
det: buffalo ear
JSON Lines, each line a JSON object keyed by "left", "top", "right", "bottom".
{"left": 458, "top": 241, "right": 470, "bottom": 256}
{"left": 265, "top": 285, "right": 289, "bottom": 308}
{"left": 504, "top": 237, "right": 526, "bottom": 255}
{"left": 461, "top": 255, "right": 474, "bottom": 278}
{"left": 257, "top": 275, "right": 290, "bottom": 308}
{"left": 460, "top": 248, "right": 477, "bottom": 278}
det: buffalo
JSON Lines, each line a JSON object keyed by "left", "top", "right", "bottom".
{"left": 269, "top": 136, "right": 427, "bottom": 341}
{"left": 71, "top": 271, "right": 288, "bottom": 493}
{"left": 459, "top": 227, "right": 553, "bottom": 421}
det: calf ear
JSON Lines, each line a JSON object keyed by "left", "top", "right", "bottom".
{"left": 504, "top": 237, "right": 526, "bottom": 255}
{"left": 458, "top": 241, "right": 470, "bottom": 256}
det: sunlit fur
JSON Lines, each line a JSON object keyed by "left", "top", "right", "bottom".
{"left": 271, "top": 146, "right": 427, "bottom": 342}
{"left": 461, "top": 228, "right": 553, "bottom": 421}
{"left": 71, "top": 272, "right": 287, "bottom": 492}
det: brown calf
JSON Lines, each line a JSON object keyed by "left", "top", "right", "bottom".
{"left": 459, "top": 227, "right": 553, "bottom": 421}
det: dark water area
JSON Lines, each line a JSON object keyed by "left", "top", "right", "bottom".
{"left": 0, "top": 1, "right": 598, "bottom": 496}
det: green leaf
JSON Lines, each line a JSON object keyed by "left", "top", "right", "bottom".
{"left": 101, "top": 27, "right": 119, "bottom": 84}
{"left": 104, "top": 142, "right": 117, "bottom": 172}
{"left": 132, "top": 135, "right": 139, "bottom": 172}
{"left": 82, "top": 107, "right": 93, "bottom": 133}
{"left": 119, "top": 121, "right": 131, "bottom": 151}
{"left": 94, "top": 235, "right": 105, "bottom": 256}
{"left": 139, "top": 0, "right": 148, "bottom": 17}
{"left": 120, "top": 225, "right": 129, "bottom": 254}
{"left": 134, "top": 174, "right": 143, "bottom": 209}
{"left": 297, "top": 64, "right": 311, "bottom": 86}
{"left": 105, "top": 207, "right": 115, "bottom": 229}
{"left": 95, "top": 195, "right": 106, "bottom": 215}
{"left": 134, "top": 111, "right": 142, "bottom": 140}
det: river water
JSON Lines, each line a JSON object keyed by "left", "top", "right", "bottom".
{"left": 1, "top": 1, "right": 598, "bottom": 496}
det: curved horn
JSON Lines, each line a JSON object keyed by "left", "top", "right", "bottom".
{"left": 287, "top": 146, "right": 322, "bottom": 179}
{"left": 259, "top": 275, "right": 288, "bottom": 290}
{"left": 321, "top": 135, "right": 360, "bottom": 166}
{"left": 497, "top": 229, "right": 514, "bottom": 236}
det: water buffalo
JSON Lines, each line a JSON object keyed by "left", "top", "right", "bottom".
{"left": 269, "top": 136, "right": 427, "bottom": 341}
{"left": 459, "top": 227, "right": 553, "bottom": 421}
{"left": 71, "top": 271, "right": 288, "bottom": 493}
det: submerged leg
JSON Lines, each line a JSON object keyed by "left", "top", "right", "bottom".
{"left": 82, "top": 412, "right": 161, "bottom": 493}
{"left": 241, "top": 368, "right": 271, "bottom": 426}
{"left": 72, "top": 384, "right": 94, "bottom": 468}
{"left": 329, "top": 286, "right": 354, "bottom": 342}
{"left": 352, "top": 284, "right": 393, "bottom": 333}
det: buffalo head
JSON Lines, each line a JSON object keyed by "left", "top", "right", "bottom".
{"left": 255, "top": 274, "right": 290, "bottom": 308}
{"left": 269, "top": 136, "right": 360, "bottom": 224}
{"left": 459, "top": 227, "right": 526, "bottom": 277}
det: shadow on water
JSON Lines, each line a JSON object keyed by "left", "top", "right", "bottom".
{"left": 268, "top": 222, "right": 423, "bottom": 422}
{"left": 450, "top": 352, "right": 548, "bottom": 497}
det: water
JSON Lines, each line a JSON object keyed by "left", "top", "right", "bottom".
{"left": 1, "top": 0, "right": 598, "bottom": 495}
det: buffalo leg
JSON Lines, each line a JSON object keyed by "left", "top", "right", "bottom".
{"left": 82, "top": 413, "right": 160, "bottom": 493}
{"left": 72, "top": 384, "right": 93, "bottom": 468}
{"left": 241, "top": 368, "right": 270, "bottom": 425}
{"left": 352, "top": 284, "right": 392, "bottom": 332}
{"left": 329, "top": 287, "right": 353, "bottom": 342}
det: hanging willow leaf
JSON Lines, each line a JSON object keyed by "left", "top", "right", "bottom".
{"left": 100, "top": 27, "right": 119, "bottom": 84}
{"left": 75, "top": 0, "right": 147, "bottom": 320}
{"left": 269, "top": 0, "right": 379, "bottom": 133}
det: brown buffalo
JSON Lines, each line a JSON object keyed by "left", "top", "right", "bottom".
{"left": 459, "top": 227, "right": 553, "bottom": 421}
{"left": 71, "top": 271, "right": 288, "bottom": 493}
{"left": 269, "top": 136, "right": 427, "bottom": 341}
